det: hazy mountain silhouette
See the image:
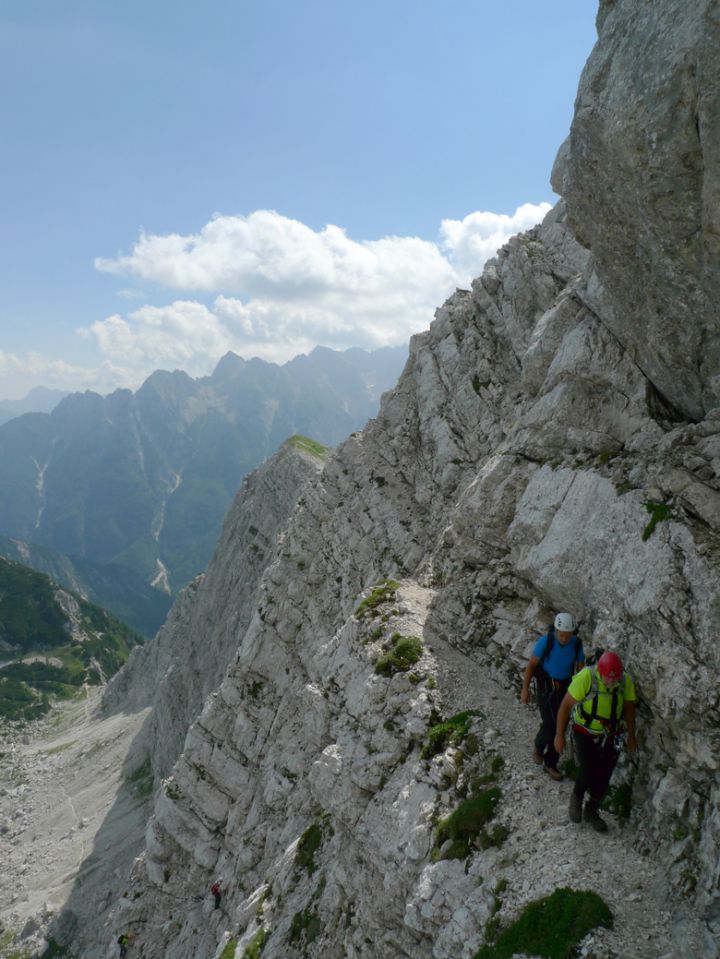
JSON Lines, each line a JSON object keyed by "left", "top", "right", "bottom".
{"left": 0, "top": 345, "right": 407, "bottom": 614}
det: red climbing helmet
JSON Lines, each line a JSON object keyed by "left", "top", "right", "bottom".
{"left": 597, "top": 650, "right": 623, "bottom": 681}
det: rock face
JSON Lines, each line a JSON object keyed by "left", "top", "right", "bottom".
{"left": 555, "top": 0, "right": 720, "bottom": 421}
{"left": 102, "top": 437, "right": 326, "bottom": 781}
{"left": 40, "top": 3, "right": 720, "bottom": 958}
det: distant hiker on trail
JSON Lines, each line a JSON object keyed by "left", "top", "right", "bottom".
{"left": 117, "top": 932, "right": 130, "bottom": 957}
{"left": 211, "top": 880, "right": 222, "bottom": 910}
{"left": 521, "top": 612, "right": 584, "bottom": 781}
{"left": 554, "top": 650, "right": 637, "bottom": 832}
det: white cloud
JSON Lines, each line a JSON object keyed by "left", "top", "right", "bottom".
{"left": 0, "top": 350, "right": 136, "bottom": 401}
{"left": 440, "top": 202, "right": 553, "bottom": 276}
{"left": 81, "top": 301, "right": 233, "bottom": 374}
{"left": 82, "top": 202, "right": 553, "bottom": 384}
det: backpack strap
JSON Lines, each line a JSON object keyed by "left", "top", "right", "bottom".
{"left": 539, "top": 627, "right": 555, "bottom": 667}
{"left": 575, "top": 667, "right": 625, "bottom": 733}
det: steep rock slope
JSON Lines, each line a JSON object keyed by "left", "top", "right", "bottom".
{"left": 0, "top": 440, "right": 323, "bottom": 959}
{"left": 102, "top": 437, "right": 327, "bottom": 782}
{"left": 44, "top": 2, "right": 720, "bottom": 958}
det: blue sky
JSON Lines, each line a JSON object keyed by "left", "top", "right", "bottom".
{"left": 0, "top": 1, "right": 598, "bottom": 399}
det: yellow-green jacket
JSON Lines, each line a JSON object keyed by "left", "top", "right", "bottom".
{"left": 569, "top": 665, "right": 636, "bottom": 735}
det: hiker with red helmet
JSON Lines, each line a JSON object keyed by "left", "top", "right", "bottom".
{"left": 554, "top": 650, "right": 637, "bottom": 832}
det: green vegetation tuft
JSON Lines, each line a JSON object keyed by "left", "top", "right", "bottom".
{"left": 220, "top": 939, "right": 238, "bottom": 959}
{"left": 474, "top": 887, "right": 613, "bottom": 959}
{"left": 421, "top": 709, "right": 482, "bottom": 760}
{"left": 242, "top": 929, "right": 268, "bottom": 959}
{"left": 642, "top": 500, "right": 673, "bottom": 540}
{"left": 601, "top": 782, "right": 632, "bottom": 820}
{"left": 355, "top": 579, "right": 401, "bottom": 619}
{"left": 434, "top": 787, "right": 502, "bottom": 860}
{"left": 289, "top": 909, "right": 322, "bottom": 945}
{"left": 295, "top": 823, "right": 323, "bottom": 876}
{"left": 287, "top": 435, "right": 329, "bottom": 460}
{"left": 374, "top": 633, "right": 423, "bottom": 676}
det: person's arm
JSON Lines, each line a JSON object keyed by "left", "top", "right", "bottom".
{"left": 553, "top": 691, "right": 578, "bottom": 755}
{"left": 623, "top": 699, "right": 637, "bottom": 752}
{"left": 520, "top": 655, "right": 541, "bottom": 704}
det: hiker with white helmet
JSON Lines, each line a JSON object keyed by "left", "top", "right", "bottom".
{"left": 554, "top": 650, "right": 637, "bottom": 832}
{"left": 520, "top": 612, "right": 584, "bottom": 781}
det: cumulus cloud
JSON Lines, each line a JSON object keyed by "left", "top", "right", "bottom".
{"left": 83, "top": 202, "right": 552, "bottom": 383}
{"left": 0, "top": 350, "right": 135, "bottom": 401}
{"left": 440, "top": 202, "right": 553, "bottom": 276}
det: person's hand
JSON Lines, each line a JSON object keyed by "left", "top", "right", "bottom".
{"left": 520, "top": 688, "right": 529, "bottom": 705}
{"left": 627, "top": 732, "right": 637, "bottom": 753}
{"left": 554, "top": 733, "right": 564, "bottom": 755}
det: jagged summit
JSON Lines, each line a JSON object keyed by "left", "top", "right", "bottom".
{"left": 209, "top": 350, "right": 248, "bottom": 381}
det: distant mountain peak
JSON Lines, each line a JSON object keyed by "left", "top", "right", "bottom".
{"left": 211, "top": 351, "right": 248, "bottom": 381}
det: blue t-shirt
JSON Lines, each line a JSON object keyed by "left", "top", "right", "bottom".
{"left": 532, "top": 630, "right": 584, "bottom": 680}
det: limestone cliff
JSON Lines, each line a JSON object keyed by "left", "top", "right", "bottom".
{"left": 46, "top": 2, "right": 720, "bottom": 958}
{"left": 102, "top": 437, "right": 327, "bottom": 781}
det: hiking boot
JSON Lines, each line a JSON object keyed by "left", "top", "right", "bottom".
{"left": 532, "top": 746, "right": 544, "bottom": 765}
{"left": 569, "top": 792, "right": 582, "bottom": 823}
{"left": 543, "top": 764, "right": 563, "bottom": 782}
{"left": 584, "top": 799, "right": 608, "bottom": 832}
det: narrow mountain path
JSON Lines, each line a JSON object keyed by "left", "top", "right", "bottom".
{"left": 425, "top": 610, "right": 707, "bottom": 959}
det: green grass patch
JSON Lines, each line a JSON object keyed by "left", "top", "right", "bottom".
{"left": 295, "top": 823, "right": 323, "bottom": 876}
{"left": 434, "top": 787, "right": 502, "bottom": 860}
{"left": 421, "top": 709, "right": 482, "bottom": 760}
{"left": 287, "top": 435, "right": 329, "bottom": 460}
{"left": 375, "top": 633, "right": 422, "bottom": 676}
{"left": 220, "top": 939, "right": 238, "bottom": 959}
{"left": 642, "top": 500, "right": 673, "bottom": 540}
{"left": 242, "top": 929, "right": 268, "bottom": 959}
{"left": 474, "top": 887, "right": 613, "bottom": 959}
{"left": 289, "top": 909, "right": 321, "bottom": 945}
{"left": 355, "top": 580, "right": 400, "bottom": 619}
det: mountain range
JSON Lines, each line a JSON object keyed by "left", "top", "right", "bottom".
{"left": 0, "top": 345, "right": 407, "bottom": 626}
{"left": 0, "top": 386, "right": 68, "bottom": 427}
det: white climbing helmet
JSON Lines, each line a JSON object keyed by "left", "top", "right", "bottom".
{"left": 554, "top": 612, "right": 575, "bottom": 632}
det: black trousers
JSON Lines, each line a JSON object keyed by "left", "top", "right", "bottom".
{"left": 534, "top": 684, "right": 567, "bottom": 769}
{"left": 572, "top": 728, "right": 619, "bottom": 801}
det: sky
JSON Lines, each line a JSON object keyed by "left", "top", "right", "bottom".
{"left": 0, "top": 1, "right": 598, "bottom": 400}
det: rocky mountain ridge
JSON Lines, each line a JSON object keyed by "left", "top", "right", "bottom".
{"left": 0, "top": 345, "right": 406, "bottom": 623}
{"left": 3, "top": 1, "right": 720, "bottom": 957}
